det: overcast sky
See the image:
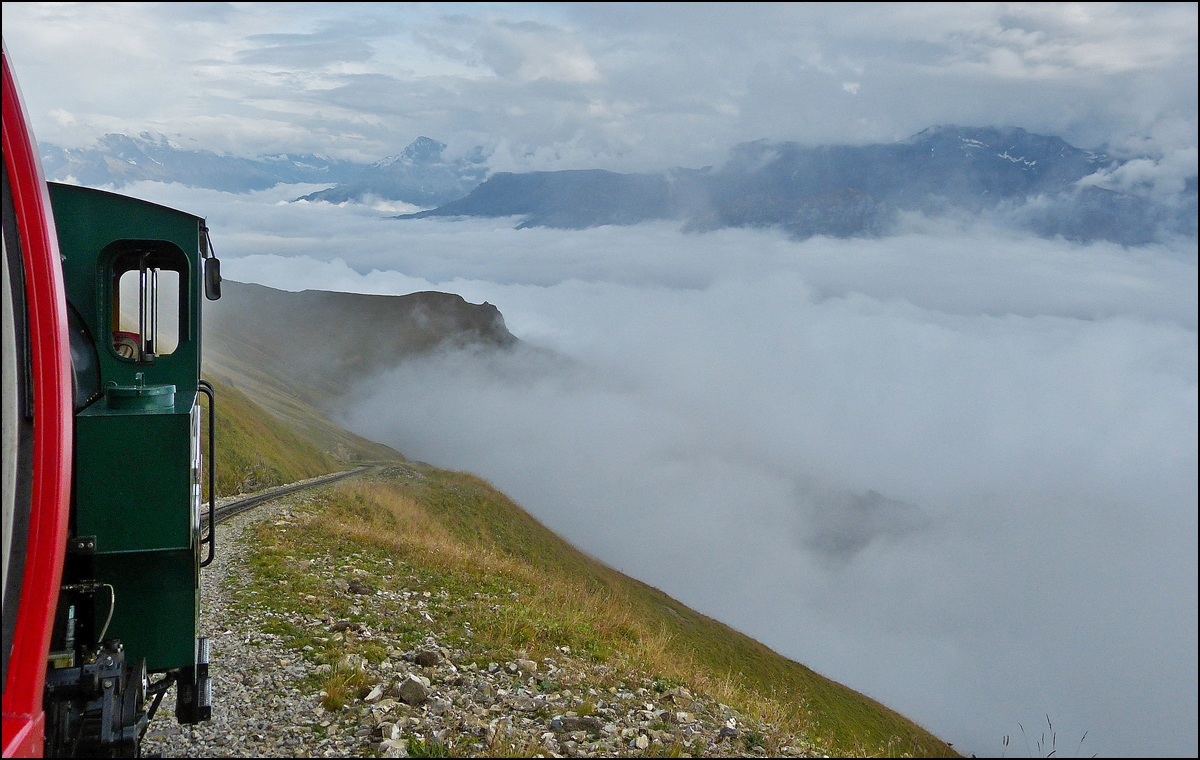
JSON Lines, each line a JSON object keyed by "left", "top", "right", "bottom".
{"left": 4, "top": 3, "right": 1197, "bottom": 170}
{"left": 4, "top": 4, "right": 1197, "bottom": 757}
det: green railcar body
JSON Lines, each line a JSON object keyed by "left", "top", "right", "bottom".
{"left": 48, "top": 182, "right": 206, "bottom": 673}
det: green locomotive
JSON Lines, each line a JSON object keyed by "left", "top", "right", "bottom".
{"left": 42, "top": 182, "right": 221, "bottom": 755}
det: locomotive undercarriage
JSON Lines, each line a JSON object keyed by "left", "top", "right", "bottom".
{"left": 43, "top": 537, "right": 211, "bottom": 756}
{"left": 43, "top": 641, "right": 211, "bottom": 758}
{"left": 43, "top": 639, "right": 146, "bottom": 758}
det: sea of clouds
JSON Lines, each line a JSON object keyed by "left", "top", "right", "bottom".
{"left": 124, "top": 181, "right": 1196, "bottom": 756}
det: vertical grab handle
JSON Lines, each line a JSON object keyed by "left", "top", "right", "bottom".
{"left": 197, "top": 380, "right": 216, "bottom": 567}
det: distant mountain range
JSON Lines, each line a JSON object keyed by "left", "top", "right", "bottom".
{"left": 42, "top": 127, "right": 1196, "bottom": 245}
{"left": 400, "top": 169, "right": 674, "bottom": 229}
{"left": 400, "top": 126, "right": 1197, "bottom": 245}
{"left": 41, "top": 133, "right": 489, "bottom": 209}
{"left": 40, "top": 132, "right": 362, "bottom": 193}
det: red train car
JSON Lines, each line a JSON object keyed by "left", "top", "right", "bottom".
{"left": 2, "top": 40, "right": 78, "bottom": 758}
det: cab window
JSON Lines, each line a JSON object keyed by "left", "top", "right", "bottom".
{"left": 110, "top": 248, "right": 186, "bottom": 362}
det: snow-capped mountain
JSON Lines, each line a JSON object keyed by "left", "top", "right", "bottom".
{"left": 40, "top": 132, "right": 360, "bottom": 192}
{"left": 38, "top": 127, "right": 1195, "bottom": 244}
{"left": 298, "top": 137, "right": 489, "bottom": 208}
{"left": 400, "top": 126, "right": 1196, "bottom": 244}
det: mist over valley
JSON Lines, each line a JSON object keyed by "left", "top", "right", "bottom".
{"left": 117, "top": 172, "right": 1195, "bottom": 757}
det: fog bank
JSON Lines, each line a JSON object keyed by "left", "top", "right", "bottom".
{"left": 125, "top": 181, "right": 1197, "bottom": 756}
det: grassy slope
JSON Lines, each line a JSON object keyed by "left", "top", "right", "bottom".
{"left": 202, "top": 378, "right": 337, "bottom": 496}
{"left": 206, "top": 332, "right": 955, "bottom": 757}
{"left": 200, "top": 373, "right": 405, "bottom": 497}
{"left": 202, "top": 281, "right": 517, "bottom": 413}
{"left": 202, "top": 361, "right": 403, "bottom": 467}
{"left": 382, "top": 468, "right": 955, "bottom": 757}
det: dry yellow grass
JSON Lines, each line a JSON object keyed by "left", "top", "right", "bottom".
{"left": 294, "top": 473, "right": 957, "bottom": 758}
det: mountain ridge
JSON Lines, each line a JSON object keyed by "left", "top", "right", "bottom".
{"left": 397, "top": 125, "right": 1196, "bottom": 244}
{"left": 399, "top": 169, "right": 674, "bottom": 229}
{"left": 204, "top": 280, "right": 518, "bottom": 411}
{"left": 41, "top": 126, "right": 1196, "bottom": 244}
{"left": 297, "top": 137, "right": 489, "bottom": 208}
{"left": 41, "top": 132, "right": 362, "bottom": 192}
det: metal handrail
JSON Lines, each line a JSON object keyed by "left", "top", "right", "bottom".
{"left": 197, "top": 380, "right": 215, "bottom": 567}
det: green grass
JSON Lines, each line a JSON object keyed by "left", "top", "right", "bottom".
{"left": 235, "top": 469, "right": 957, "bottom": 757}
{"left": 201, "top": 378, "right": 340, "bottom": 497}
{"left": 418, "top": 470, "right": 956, "bottom": 757}
{"left": 402, "top": 468, "right": 955, "bottom": 754}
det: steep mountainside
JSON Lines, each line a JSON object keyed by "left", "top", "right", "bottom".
{"left": 203, "top": 280, "right": 517, "bottom": 409}
{"left": 197, "top": 284, "right": 958, "bottom": 756}
{"left": 204, "top": 377, "right": 339, "bottom": 496}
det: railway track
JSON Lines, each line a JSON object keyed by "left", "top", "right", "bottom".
{"left": 204, "top": 466, "right": 369, "bottom": 527}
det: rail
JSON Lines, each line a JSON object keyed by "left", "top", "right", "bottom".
{"left": 203, "top": 467, "right": 368, "bottom": 527}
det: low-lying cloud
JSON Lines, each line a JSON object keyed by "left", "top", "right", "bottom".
{"left": 124, "top": 180, "right": 1196, "bottom": 756}
{"left": 331, "top": 268, "right": 1195, "bottom": 758}
{"left": 801, "top": 488, "right": 932, "bottom": 563}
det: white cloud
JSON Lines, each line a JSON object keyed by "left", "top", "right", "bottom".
{"left": 1078, "top": 147, "right": 1199, "bottom": 198}
{"left": 478, "top": 20, "right": 601, "bottom": 83}
{"left": 3, "top": 4, "right": 1194, "bottom": 169}
{"left": 329, "top": 234, "right": 1194, "bottom": 758}
{"left": 111, "top": 179, "right": 1198, "bottom": 756}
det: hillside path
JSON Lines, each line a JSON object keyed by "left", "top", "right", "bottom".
{"left": 142, "top": 490, "right": 357, "bottom": 757}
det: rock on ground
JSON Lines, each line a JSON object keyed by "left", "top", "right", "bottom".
{"left": 140, "top": 483, "right": 822, "bottom": 758}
